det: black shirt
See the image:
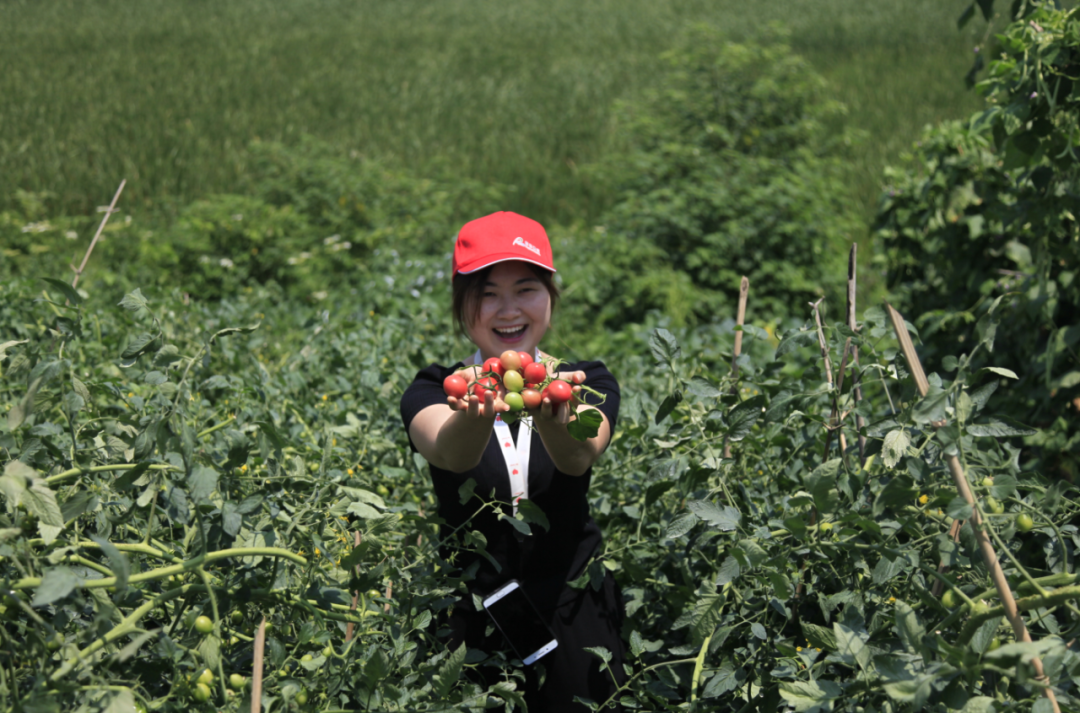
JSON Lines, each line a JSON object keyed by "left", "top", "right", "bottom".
{"left": 400, "top": 360, "right": 620, "bottom": 613}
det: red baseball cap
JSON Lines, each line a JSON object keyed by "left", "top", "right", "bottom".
{"left": 452, "top": 211, "right": 556, "bottom": 277}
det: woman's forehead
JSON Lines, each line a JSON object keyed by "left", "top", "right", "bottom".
{"left": 485, "top": 261, "right": 540, "bottom": 284}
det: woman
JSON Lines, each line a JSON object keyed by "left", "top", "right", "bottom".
{"left": 400, "top": 211, "right": 625, "bottom": 710}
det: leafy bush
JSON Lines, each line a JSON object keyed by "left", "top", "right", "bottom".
{"left": 875, "top": 4, "right": 1080, "bottom": 478}
{"left": 3, "top": 249, "right": 1080, "bottom": 710}
{"left": 581, "top": 25, "right": 859, "bottom": 326}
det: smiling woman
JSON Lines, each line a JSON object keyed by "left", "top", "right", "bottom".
{"left": 399, "top": 211, "right": 625, "bottom": 711}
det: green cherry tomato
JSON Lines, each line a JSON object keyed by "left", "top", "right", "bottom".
{"left": 503, "top": 370, "right": 525, "bottom": 393}
{"left": 135, "top": 701, "right": 149, "bottom": 713}
{"left": 194, "top": 615, "right": 214, "bottom": 635}
{"left": 503, "top": 392, "right": 525, "bottom": 412}
{"left": 231, "top": 610, "right": 244, "bottom": 624}
{"left": 193, "top": 682, "right": 212, "bottom": 702}
{"left": 980, "top": 477, "right": 994, "bottom": 488}
{"left": 300, "top": 654, "right": 313, "bottom": 663}
{"left": 229, "top": 673, "right": 246, "bottom": 690}
{"left": 987, "top": 637, "right": 1002, "bottom": 652}
{"left": 197, "top": 667, "right": 214, "bottom": 685}
{"left": 818, "top": 522, "right": 833, "bottom": 533}
{"left": 295, "top": 689, "right": 308, "bottom": 705}
{"left": 941, "top": 589, "right": 958, "bottom": 609}
{"left": 322, "top": 645, "right": 334, "bottom": 657}
{"left": 985, "top": 497, "right": 1005, "bottom": 515}
{"left": 1016, "top": 513, "right": 1035, "bottom": 532}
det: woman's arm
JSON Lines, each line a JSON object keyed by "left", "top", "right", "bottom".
{"left": 531, "top": 370, "right": 612, "bottom": 477}
{"left": 408, "top": 390, "right": 505, "bottom": 473}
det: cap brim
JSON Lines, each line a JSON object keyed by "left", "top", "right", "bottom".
{"left": 456, "top": 255, "right": 556, "bottom": 275}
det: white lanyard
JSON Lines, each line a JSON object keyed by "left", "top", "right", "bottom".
{"left": 470, "top": 348, "right": 536, "bottom": 516}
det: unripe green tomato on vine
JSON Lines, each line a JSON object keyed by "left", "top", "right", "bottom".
{"left": 323, "top": 645, "right": 334, "bottom": 657}
{"left": 194, "top": 616, "right": 214, "bottom": 635}
{"left": 300, "top": 654, "right": 313, "bottom": 663}
{"left": 192, "top": 683, "right": 211, "bottom": 702}
{"left": 229, "top": 673, "right": 246, "bottom": 690}
{"left": 818, "top": 522, "right": 833, "bottom": 533}
{"left": 985, "top": 497, "right": 1005, "bottom": 515}
{"left": 295, "top": 689, "right": 308, "bottom": 705}
{"left": 980, "top": 477, "right": 994, "bottom": 488}
{"left": 941, "top": 589, "right": 958, "bottom": 609}
{"left": 1016, "top": 513, "right": 1035, "bottom": 532}
{"left": 196, "top": 667, "right": 214, "bottom": 685}
{"left": 231, "top": 610, "right": 244, "bottom": 624}
{"left": 987, "top": 637, "right": 1001, "bottom": 651}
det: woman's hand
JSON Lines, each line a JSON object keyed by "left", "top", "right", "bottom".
{"left": 447, "top": 389, "right": 507, "bottom": 419}
{"left": 533, "top": 370, "right": 586, "bottom": 423}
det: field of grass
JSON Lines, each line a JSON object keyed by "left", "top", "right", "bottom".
{"left": 2, "top": 0, "right": 987, "bottom": 227}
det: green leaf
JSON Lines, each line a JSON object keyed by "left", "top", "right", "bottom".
{"left": 649, "top": 329, "right": 681, "bottom": 365}
{"left": 895, "top": 601, "right": 926, "bottom": 655}
{"left": 686, "top": 376, "right": 722, "bottom": 399}
{"left": 946, "top": 496, "right": 973, "bottom": 520}
{"left": 654, "top": 390, "right": 683, "bottom": 424}
{"left": 90, "top": 536, "right": 131, "bottom": 591}
{"left": 990, "top": 475, "right": 1017, "bottom": 500}
{"left": 121, "top": 332, "right": 156, "bottom": 360}
{"left": 872, "top": 553, "right": 910, "bottom": 584}
{"left": 434, "top": 642, "right": 466, "bottom": 698}
{"left": 776, "top": 328, "right": 818, "bottom": 357}
{"left": 664, "top": 512, "right": 698, "bottom": 539}
{"left": 702, "top": 662, "right": 745, "bottom": 698}
{"left": 912, "top": 390, "right": 948, "bottom": 425}
{"left": 517, "top": 499, "right": 550, "bottom": 532}
{"left": 457, "top": 478, "right": 477, "bottom": 505}
{"left": 982, "top": 366, "right": 1018, "bottom": 380}
{"left": 209, "top": 323, "right": 261, "bottom": 344}
{"left": 256, "top": 420, "right": 287, "bottom": 451}
{"left": 687, "top": 500, "right": 740, "bottom": 531}
{"left": 779, "top": 680, "right": 843, "bottom": 712}
{"left": 802, "top": 622, "right": 837, "bottom": 650}
{"left": 567, "top": 407, "right": 603, "bottom": 441}
{"left": 31, "top": 566, "right": 82, "bottom": 607}
{"left": 41, "top": 277, "right": 82, "bottom": 306}
{"left": 187, "top": 465, "right": 218, "bottom": 503}
{"left": 102, "top": 689, "right": 137, "bottom": 713}
{"left": 198, "top": 633, "right": 222, "bottom": 670}
{"left": 715, "top": 556, "right": 740, "bottom": 586}
{"left": 834, "top": 621, "right": 871, "bottom": 670}
{"left": 502, "top": 514, "right": 532, "bottom": 537}
{"left": 957, "top": 2, "right": 976, "bottom": 29}
{"left": 584, "top": 646, "right": 612, "bottom": 666}
{"left": 966, "top": 417, "right": 1037, "bottom": 437}
{"left": 118, "top": 288, "right": 149, "bottom": 312}
{"left": 727, "top": 395, "right": 765, "bottom": 441}
{"left": 23, "top": 479, "right": 65, "bottom": 545}
{"left": 882, "top": 429, "right": 910, "bottom": 468}
{"left": 0, "top": 340, "right": 28, "bottom": 361}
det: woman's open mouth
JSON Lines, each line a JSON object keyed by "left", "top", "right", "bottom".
{"left": 493, "top": 325, "right": 527, "bottom": 343}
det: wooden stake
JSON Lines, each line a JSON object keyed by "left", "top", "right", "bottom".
{"left": 251, "top": 617, "right": 266, "bottom": 713}
{"left": 723, "top": 277, "right": 749, "bottom": 459}
{"left": 71, "top": 179, "right": 126, "bottom": 291}
{"left": 811, "top": 299, "right": 848, "bottom": 460}
{"left": 846, "top": 245, "right": 867, "bottom": 466}
{"left": 886, "top": 303, "right": 1060, "bottom": 712}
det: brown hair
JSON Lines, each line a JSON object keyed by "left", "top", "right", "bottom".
{"left": 451, "top": 263, "right": 560, "bottom": 335}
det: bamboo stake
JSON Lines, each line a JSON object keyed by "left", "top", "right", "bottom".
{"left": 251, "top": 617, "right": 266, "bottom": 713}
{"left": 723, "top": 277, "right": 749, "bottom": 459}
{"left": 886, "top": 303, "right": 1059, "bottom": 712}
{"left": 846, "top": 245, "right": 867, "bottom": 466}
{"left": 811, "top": 299, "right": 848, "bottom": 460}
{"left": 71, "top": 179, "right": 126, "bottom": 291}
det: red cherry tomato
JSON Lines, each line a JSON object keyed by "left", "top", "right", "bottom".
{"left": 472, "top": 376, "right": 499, "bottom": 399}
{"left": 443, "top": 374, "right": 469, "bottom": 399}
{"left": 545, "top": 380, "right": 573, "bottom": 404}
{"left": 499, "top": 350, "right": 522, "bottom": 373}
{"left": 517, "top": 351, "right": 534, "bottom": 369}
{"left": 521, "top": 388, "right": 542, "bottom": 410}
{"left": 483, "top": 358, "right": 505, "bottom": 378}
{"left": 523, "top": 362, "right": 547, "bottom": 384}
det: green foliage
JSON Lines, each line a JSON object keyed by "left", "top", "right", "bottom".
{"left": 876, "top": 4, "right": 1080, "bottom": 477}
{"left": 582, "top": 25, "right": 858, "bottom": 326}
{"left": 3, "top": 275, "right": 1079, "bottom": 711}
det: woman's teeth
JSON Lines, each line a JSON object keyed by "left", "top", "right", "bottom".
{"left": 494, "top": 326, "right": 526, "bottom": 338}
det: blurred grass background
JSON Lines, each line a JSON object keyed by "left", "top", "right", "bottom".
{"left": 1, "top": 0, "right": 987, "bottom": 226}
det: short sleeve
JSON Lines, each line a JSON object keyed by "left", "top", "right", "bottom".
{"left": 400, "top": 363, "right": 460, "bottom": 451}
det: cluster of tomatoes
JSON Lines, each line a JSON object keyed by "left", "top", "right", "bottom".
{"left": 442, "top": 350, "right": 572, "bottom": 419}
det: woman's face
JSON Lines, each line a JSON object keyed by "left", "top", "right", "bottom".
{"left": 465, "top": 261, "right": 552, "bottom": 361}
